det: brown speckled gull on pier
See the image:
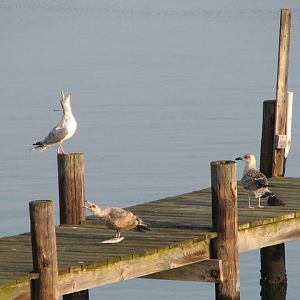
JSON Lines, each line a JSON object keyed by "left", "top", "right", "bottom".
{"left": 235, "top": 153, "right": 274, "bottom": 208}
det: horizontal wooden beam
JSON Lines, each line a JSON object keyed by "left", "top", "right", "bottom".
{"left": 4, "top": 216, "right": 300, "bottom": 300}
{"left": 59, "top": 238, "right": 211, "bottom": 295}
{"left": 238, "top": 217, "right": 300, "bottom": 253}
{"left": 141, "top": 259, "right": 223, "bottom": 283}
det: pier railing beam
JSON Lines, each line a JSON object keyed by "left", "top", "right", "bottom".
{"left": 29, "top": 200, "right": 59, "bottom": 300}
{"left": 57, "top": 153, "right": 89, "bottom": 300}
{"left": 211, "top": 160, "right": 240, "bottom": 300}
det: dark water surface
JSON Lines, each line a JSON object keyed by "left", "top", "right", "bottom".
{"left": 0, "top": 1, "right": 299, "bottom": 299}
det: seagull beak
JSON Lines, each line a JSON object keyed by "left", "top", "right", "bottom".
{"left": 235, "top": 156, "right": 243, "bottom": 161}
{"left": 83, "top": 200, "right": 91, "bottom": 209}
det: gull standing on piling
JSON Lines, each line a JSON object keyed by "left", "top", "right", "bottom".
{"left": 83, "top": 201, "right": 151, "bottom": 243}
{"left": 31, "top": 91, "right": 77, "bottom": 154}
{"left": 235, "top": 153, "right": 274, "bottom": 208}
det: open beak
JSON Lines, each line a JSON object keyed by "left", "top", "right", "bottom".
{"left": 83, "top": 200, "right": 91, "bottom": 209}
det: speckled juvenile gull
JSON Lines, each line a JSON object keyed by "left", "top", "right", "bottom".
{"left": 235, "top": 153, "right": 274, "bottom": 208}
{"left": 31, "top": 91, "right": 77, "bottom": 154}
{"left": 83, "top": 201, "right": 151, "bottom": 243}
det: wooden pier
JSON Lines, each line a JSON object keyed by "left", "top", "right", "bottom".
{"left": 0, "top": 176, "right": 300, "bottom": 300}
{"left": 0, "top": 8, "right": 296, "bottom": 300}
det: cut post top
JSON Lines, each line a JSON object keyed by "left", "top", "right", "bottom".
{"left": 57, "top": 153, "right": 84, "bottom": 157}
{"left": 210, "top": 160, "right": 236, "bottom": 167}
{"left": 29, "top": 200, "right": 53, "bottom": 207}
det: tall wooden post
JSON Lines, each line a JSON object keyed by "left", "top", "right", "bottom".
{"left": 273, "top": 8, "right": 292, "bottom": 176}
{"left": 211, "top": 161, "right": 240, "bottom": 300}
{"left": 57, "top": 153, "right": 89, "bottom": 300}
{"left": 260, "top": 100, "right": 276, "bottom": 178}
{"left": 29, "top": 200, "right": 59, "bottom": 300}
{"left": 260, "top": 101, "right": 287, "bottom": 299}
{"left": 260, "top": 8, "right": 291, "bottom": 300}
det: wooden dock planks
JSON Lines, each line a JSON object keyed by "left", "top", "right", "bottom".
{"left": 0, "top": 177, "right": 299, "bottom": 299}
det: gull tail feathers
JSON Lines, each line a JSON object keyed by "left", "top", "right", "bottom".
{"left": 135, "top": 219, "right": 151, "bottom": 232}
{"left": 261, "top": 191, "right": 274, "bottom": 199}
{"left": 31, "top": 142, "right": 48, "bottom": 151}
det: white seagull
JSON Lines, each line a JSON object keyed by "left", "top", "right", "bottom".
{"left": 235, "top": 153, "right": 274, "bottom": 208}
{"left": 83, "top": 201, "right": 151, "bottom": 243}
{"left": 31, "top": 91, "right": 77, "bottom": 154}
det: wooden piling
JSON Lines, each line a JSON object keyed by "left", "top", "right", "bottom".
{"left": 57, "top": 153, "right": 89, "bottom": 300}
{"left": 260, "top": 101, "right": 287, "bottom": 299}
{"left": 260, "top": 100, "right": 276, "bottom": 177}
{"left": 211, "top": 160, "right": 240, "bottom": 300}
{"left": 273, "top": 8, "right": 292, "bottom": 176}
{"left": 259, "top": 8, "right": 291, "bottom": 299}
{"left": 29, "top": 200, "right": 59, "bottom": 300}
{"left": 57, "top": 153, "right": 86, "bottom": 225}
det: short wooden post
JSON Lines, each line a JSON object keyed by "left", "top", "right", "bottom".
{"left": 211, "top": 160, "right": 240, "bottom": 300}
{"left": 273, "top": 8, "right": 292, "bottom": 176}
{"left": 29, "top": 200, "right": 59, "bottom": 300}
{"left": 57, "top": 153, "right": 86, "bottom": 224}
{"left": 57, "top": 153, "right": 89, "bottom": 300}
{"left": 260, "top": 101, "right": 287, "bottom": 299}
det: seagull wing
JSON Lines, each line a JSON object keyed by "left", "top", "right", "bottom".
{"left": 242, "top": 169, "right": 269, "bottom": 191}
{"left": 42, "top": 127, "right": 68, "bottom": 145}
{"left": 108, "top": 208, "right": 137, "bottom": 230}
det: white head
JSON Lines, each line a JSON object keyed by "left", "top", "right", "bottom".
{"left": 60, "top": 90, "right": 72, "bottom": 112}
{"left": 235, "top": 153, "right": 257, "bottom": 170}
{"left": 83, "top": 201, "right": 102, "bottom": 216}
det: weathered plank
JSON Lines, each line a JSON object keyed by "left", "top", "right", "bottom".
{"left": 239, "top": 217, "right": 300, "bottom": 253}
{"left": 58, "top": 238, "right": 211, "bottom": 295}
{"left": 0, "top": 177, "right": 299, "bottom": 299}
{"left": 142, "top": 259, "right": 223, "bottom": 283}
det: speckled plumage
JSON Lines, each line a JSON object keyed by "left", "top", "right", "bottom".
{"left": 84, "top": 201, "right": 151, "bottom": 243}
{"left": 236, "top": 153, "right": 273, "bottom": 208}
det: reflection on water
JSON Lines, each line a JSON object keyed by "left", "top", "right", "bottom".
{"left": 0, "top": 1, "right": 299, "bottom": 299}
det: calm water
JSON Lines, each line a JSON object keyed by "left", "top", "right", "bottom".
{"left": 0, "top": 1, "right": 299, "bottom": 299}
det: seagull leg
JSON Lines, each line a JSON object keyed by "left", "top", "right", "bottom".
{"left": 248, "top": 194, "right": 255, "bottom": 209}
{"left": 257, "top": 197, "right": 264, "bottom": 208}
{"left": 116, "top": 231, "right": 121, "bottom": 238}
{"left": 58, "top": 143, "right": 65, "bottom": 154}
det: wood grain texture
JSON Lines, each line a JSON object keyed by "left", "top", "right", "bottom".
{"left": 29, "top": 200, "right": 59, "bottom": 300}
{"left": 0, "top": 177, "right": 299, "bottom": 299}
{"left": 142, "top": 259, "right": 223, "bottom": 282}
{"left": 273, "top": 9, "right": 292, "bottom": 177}
{"left": 57, "top": 153, "right": 85, "bottom": 225}
{"left": 211, "top": 161, "right": 240, "bottom": 300}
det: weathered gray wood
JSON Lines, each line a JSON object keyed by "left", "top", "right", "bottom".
{"left": 142, "top": 259, "right": 223, "bottom": 282}
{"left": 57, "top": 153, "right": 88, "bottom": 299}
{"left": 29, "top": 200, "right": 59, "bottom": 300}
{"left": 211, "top": 161, "right": 240, "bottom": 300}
{"left": 260, "top": 11, "right": 290, "bottom": 296}
{"left": 273, "top": 8, "right": 292, "bottom": 177}
{"left": 58, "top": 238, "right": 211, "bottom": 295}
{"left": 1, "top": 177, "right": 300, "bottom": 300}
{"left": 239, "top": 217, "right": 300, "bottom": 253}
{"left": 259, "top": 100, "right": 288, "bottom": 296}
{"left": 57, "top": 153, "right": 86, "bottom": 224}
